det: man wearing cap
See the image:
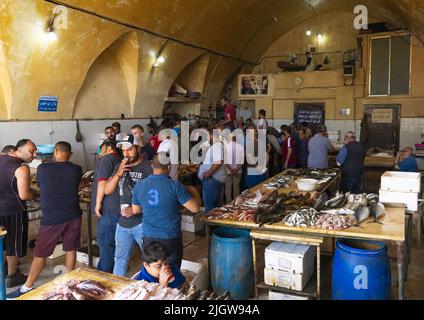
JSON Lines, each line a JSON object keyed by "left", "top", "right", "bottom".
{"left": 104, "top": 135, "right": 152, "bottom": 277}
{"left": 336, "top": 131, "right": 366, "bottom": 193}
{"left": 307, "top": 124, "right": 335, "bottom": 169}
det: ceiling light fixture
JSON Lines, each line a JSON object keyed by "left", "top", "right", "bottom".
{"left": 44, "top": 10, "right": 59, "bottom": 42}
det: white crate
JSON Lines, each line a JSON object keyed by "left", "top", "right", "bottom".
{"left": 265, "top": 242, "right": 316, "bottom": 274}
{"left": 180, "top": 259, "right": 209, "bottom": 291}
{"left": 268, "top": 291, "right": 309, "bottom": 300}
{"left": 264, "top": 262, "right": 314, "bottom": 291}
{"left": 380, "top": 171, "right": 421, "bottom": 193}
{"left": 48, "top": 243, "right": 66, "bottom": 259}
{"left": 379, "top": 189, "right": 419, "bottom": 211}
{"left": 181, "top": 212, "right": 205, "bottom": 233}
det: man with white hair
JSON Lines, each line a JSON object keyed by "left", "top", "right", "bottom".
{"left": 336, "top": 131, "right": 366, "bottom": 193}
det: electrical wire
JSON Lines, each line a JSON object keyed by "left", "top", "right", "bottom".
{"left": 42, "top": 0, "right": 258, "bottom": 65}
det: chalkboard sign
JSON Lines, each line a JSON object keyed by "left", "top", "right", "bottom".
{"left": 294, "top": 103, "right": 325, "bottom": 133}
{"left": 38, "top": 96, "right": 58, "bottom": 112}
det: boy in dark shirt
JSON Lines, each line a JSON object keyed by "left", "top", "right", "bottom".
{"left": 136, "top": 241, "right": 186, "bottom": 289}
{"left": 7, "top": 141, "right": 82, "bottom": 298}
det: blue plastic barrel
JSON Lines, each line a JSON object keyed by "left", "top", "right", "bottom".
{"left": 210, "top": 227, "right": 253, "bottom": 300}
{"left": 332, "top": 239, "right": 391, "bottom": 300}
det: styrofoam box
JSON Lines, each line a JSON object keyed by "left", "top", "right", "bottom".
{"left": 264, "top": 260, "right": 314, "bottom": 291}
{"left": 379, "top": 189, "right": 419, "bottom": 211}
{"left": 76, "top": 246, "right": 100, "bottom": 266}
{"left": 48, "top": 243, "right": 66, "bottom": 259}
{"left": 380, "top": 171, "right": 421, "bottom": 193}
{"left": 180, "top": 259, "right": 209, "bottom": 291}
{"left": 268, "top": 291, "right": 309, "bottom": 300}
{"left": 265, "top": 242, "right": 316, "bottom": 274}
{"left": 181, "top": 212, "right": 205, "bottom": 233}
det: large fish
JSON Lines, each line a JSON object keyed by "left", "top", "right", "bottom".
{"left": 354, "top": 205, "right": 370, "bottom": 228}
{"left": 368, "top": 202, "right": 385, "bottom": 224}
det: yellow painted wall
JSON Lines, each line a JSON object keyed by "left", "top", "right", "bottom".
{"left": 73, "top": 48, "right": 131, "bottom": 119}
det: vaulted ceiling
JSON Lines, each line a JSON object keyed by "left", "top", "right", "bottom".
{"left": 56, "top": 0, "right": 424, "bottom": 63}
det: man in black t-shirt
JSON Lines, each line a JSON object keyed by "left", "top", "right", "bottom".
{"left": 104, "top": 135, "right": 152, "bottom": 277}
{"left": 7, "top": 141, "right": 82, "bottom": 299}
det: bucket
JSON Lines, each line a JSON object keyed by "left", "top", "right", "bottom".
{"left": 331, "top": 239, "right": 391, "bottom": 300}
{"left": 210, "top": 227, "right": 253, "bottom": 300}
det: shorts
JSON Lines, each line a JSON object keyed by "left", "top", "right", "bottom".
{"left": 34, "top": 217, "right": 82, "bottom": 258}
{"left": 0, "top": 211, "right": 28, "bottom": 257}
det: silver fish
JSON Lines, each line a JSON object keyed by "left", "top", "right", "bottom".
{"left": 354, "top": 205, "right": 370, "bottom": 228}
{"left": 314, "top": 193, "right": 328, "bottom": 211}
{"left": 369, "top": 202, "right": 385, "bottom": 224}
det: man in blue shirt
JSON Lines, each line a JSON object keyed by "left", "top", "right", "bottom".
{"left": 336, "top": 132, "right": 366, "bottom": 193}
{"left": 132, "top": 153, "right": 200, "bottom": 268}
{"left": 395, "top": 147, "right": 418, "bottom": 172}
{"left": 307, "top": 124, "right": 335, "bottom": 169}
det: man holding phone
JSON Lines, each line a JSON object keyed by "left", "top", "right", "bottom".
{"left": 104, "top": 135, "right": 152, "bottom": 277}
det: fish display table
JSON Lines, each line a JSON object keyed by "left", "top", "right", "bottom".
{"left": 202, "top": 168, "right": 407, "bottom": 300}
{"left": 17, "top": 268, "right": 134, "bottom": 300}
{"left": 204, "top": 207, "right": 406, "bottom": 299}
{"left": 0, "top": 230, "right": 6, "bottom": 300}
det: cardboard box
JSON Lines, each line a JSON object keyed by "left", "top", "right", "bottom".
{"left": 379, "top": 189, "right": 419, "bottom": 211}
{"left": 181, "top": 211, "right": 205, "bottom": 233}
{"left": 77, "top": 245, "right": 100, "bottom": 267}
{"left": 265, "top": 242, "right": 316, "bottom": 274}
{"left": 180, "top": 259, "right": 209, "bottom": 291}
{"left": 48, "top": 243, "right": 66, "bottom": 259}
{"left": 264, "top": 261, "right": 314, "bottom": 291}
{"left": 268, "top": 291, "right": 309, "bottom": 300}
{"left": 380, "top": 171, "right": 421, "bottom": 193}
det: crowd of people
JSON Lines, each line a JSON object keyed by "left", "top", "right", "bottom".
{"left": 0, "top": 97, "right": 420, "bottom": 298}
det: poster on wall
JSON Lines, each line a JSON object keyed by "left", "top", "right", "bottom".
{"left": 238, "top": 74, "right": 274, "bottom": 98}
{"left": 294, "top": 103, "right": 325, "bottom": 134}
{"left": 371, "top": 108, "right": 393, "bottom": 124}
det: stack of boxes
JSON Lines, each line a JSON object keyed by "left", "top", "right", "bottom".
{"left": 264, "top": 242, "right": 316, "bottom": 295}
{"left": 415, "top": 144, "right": 424, "bottom": 158}
{"left": 379, "top": 171, "right": 422, "bottom": 211}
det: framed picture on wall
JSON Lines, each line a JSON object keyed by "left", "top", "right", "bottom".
{"left": 238, "top": 74, "right": 274, "bottom": 98}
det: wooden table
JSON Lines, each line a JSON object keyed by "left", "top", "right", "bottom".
{"left": 364, "top": 156, "right": 395, "bottom": 168}
{"left": 204, "top": 207, "right": 406, "bottom": 299}
{"left": 0, "top": 230, "right": 6, "bottom": 300}
{"left": 17, "top": 267, "right": 133, "bottom": 300}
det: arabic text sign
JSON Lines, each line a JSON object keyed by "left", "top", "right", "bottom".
{"left": 38, "top": 96, "right": 58, "bottom": 112}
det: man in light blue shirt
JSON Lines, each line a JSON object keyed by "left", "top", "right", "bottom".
{"left": 307, "top": 124, "right": 335, "bottom": 169}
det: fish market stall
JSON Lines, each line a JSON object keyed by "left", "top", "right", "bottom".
{"left": 17, "top": 268, "right": 231, "bottom": 300}
{"left": 202, "top": 169, "right": 407, "bottom": 300}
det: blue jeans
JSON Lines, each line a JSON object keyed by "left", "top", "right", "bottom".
{"left": 202, "top": 177, "right": 224, "bottom": 213}
{"left": 245, "top": 172, "right": 269, "bottom": 189}
{"left": 96, "top": 213, "right": 119, "bottom": 273}
{"left": 113, "top": 223, "right": 144, "bottom": 277}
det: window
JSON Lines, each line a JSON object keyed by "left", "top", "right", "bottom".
{"left": 370, "top": 34, "right": 411, "bottom": 96}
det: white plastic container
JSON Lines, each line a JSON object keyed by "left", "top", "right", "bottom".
{"left": 180, "top": 259, "right": 209, "bottom": 291}
{"left": 181, "top": 212, "right": 204, "bottom": 233}
{"left": 380, "top": 171, "right": 421, "bottom": 193}
{"left": 379, "top": 189, "right": 419, "bottom": 211}
{"left": 264, "top": 261, "right": 314, "bottom": 291}
{"left": 76, "top": 245, "right": 100, "bottom": 266}
{"left": 265, "top": 242, "right": 316, "bottom": 274}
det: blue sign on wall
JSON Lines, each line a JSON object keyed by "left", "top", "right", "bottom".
{"left": 38, "top": 96, "right": 58, "bottom": 112}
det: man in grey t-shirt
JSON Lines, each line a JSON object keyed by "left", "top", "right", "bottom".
{"left": 104, "top": 135, "right": 152, "bottom": 276}
{"left": 307, "top": 124, "right": 335, "bottom": 169}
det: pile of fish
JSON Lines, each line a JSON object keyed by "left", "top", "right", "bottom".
{"left": 114, "top": 283, "right": 231, "bottom": 301}
{"left": 42, "top": 280, "right": 114, "bottom": 300}
{"left": 114, "top": 280, "right": 180, "bottom": 300}
{"left": 263, "top": 175, "right": 296, "bottom": 189}
{"left": 78, "top": 171, "right": 94, "bottom": 199}
{"left": 283, "top": 208, "right": 320, "bottom": 227}
{"left": 286, "top": 168, "right": 339, "bottom": 183}
{"left": 206, "top": 205, "right": 256, "bottom": 222}
{"left": 178, "top": 164, "right": 198, "bottom": 177}
{"left": 315, "top": 214, "right": 352, "bottom": 230}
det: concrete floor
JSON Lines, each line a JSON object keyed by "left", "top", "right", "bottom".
{"left": 5, "top": 211, "right": 424, "bottom": 300}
